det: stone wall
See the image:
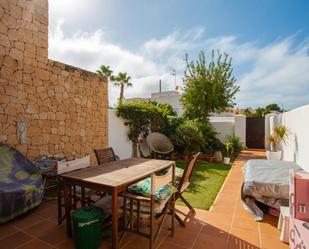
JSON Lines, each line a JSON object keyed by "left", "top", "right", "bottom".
{"left": 0, "top": 0, "right": 108, "bottom": 164}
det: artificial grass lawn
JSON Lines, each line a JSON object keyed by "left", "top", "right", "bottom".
{"left": 176, "top": 161, "right": 231, "bottom": 210}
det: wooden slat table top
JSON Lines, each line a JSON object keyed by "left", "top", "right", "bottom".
{"left": 61, "top": 158, "right": 175, "bottom": 188}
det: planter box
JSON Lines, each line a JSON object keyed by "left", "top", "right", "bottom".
{"left": 57, "top": 155, "right": 90, "bottom": 174}
{"left": 266, "top": 150, "right": 282, "bottom": 160}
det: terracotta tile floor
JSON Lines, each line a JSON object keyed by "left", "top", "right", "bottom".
{"left": 0, "top": 150, "right": 290, "bottom": 249}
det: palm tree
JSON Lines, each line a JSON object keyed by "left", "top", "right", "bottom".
{"left": 111, "top": 72, "right": 133, "bottom": 100}
{"left": 96, "top": 65, "right": 113, "bottom": 79}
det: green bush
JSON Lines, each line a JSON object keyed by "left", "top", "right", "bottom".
{"left": 171, "top": 120, "right": 204, "bottom": 155}
{"left": 160, "top": 118, "right": 223, "bottom": 156}
{"left": 224, "top": 135, "right": 245, "bottom": 160}
{"left": 116, "top": 101, "right": 176, "bottom": 143}
{"left": 193, "top": 120, "right": 223, "bottom": 155}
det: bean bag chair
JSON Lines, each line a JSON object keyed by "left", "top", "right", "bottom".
{"left": 0, "top": 142, "right": 43, "bottom": 223}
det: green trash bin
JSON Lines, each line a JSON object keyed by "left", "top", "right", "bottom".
{"left": 72, "top": 206, "right": 103, "bottom": 249}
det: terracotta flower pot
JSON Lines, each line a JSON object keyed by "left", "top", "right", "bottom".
{"left": 182, "top": 155, "right": 189, "bottom": 161}
{"left": 207, "top": 156, "right": 215, "bottom": 163}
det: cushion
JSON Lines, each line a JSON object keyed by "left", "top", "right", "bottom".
{"left": 127, "top": 167, "right": 183, "bottom": 201}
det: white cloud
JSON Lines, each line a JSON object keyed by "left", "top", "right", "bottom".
{"left": 236, "top": 38, "right": 309, "bottom": 108}
{"left": 49, "top": 23, "right": 200, "bottom": 106}
{"left": 48, "top": 20, "right": 309, "bottom": 109}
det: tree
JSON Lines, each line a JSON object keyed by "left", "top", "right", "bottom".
{"left": 116, "top": 101, "right": 175, "bottom": 156}
{"left": 96, "top": 65, "right": 113, "bottom": 78}
{"left": 264, "top": 103, "right": 283, "bottom": 114}
{"left": 111, "top": 72, "right": 133, "bottom": 101}
{"left": 253, "top": 107, "right": 266, "bottom": 117}
{"left": 252, "top": 103, "right": 283, "bottom": 117}
{"left": 244, "top": 108, "right": 254, "bottom": 117}
{"left": 181, "top": 50, "right": 239, "bottom": 121}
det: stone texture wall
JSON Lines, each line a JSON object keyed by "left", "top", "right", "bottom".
{"left": 0, "top": 0, "right": 108, "bottom": 164}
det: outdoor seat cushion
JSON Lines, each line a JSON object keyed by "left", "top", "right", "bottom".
{"left": 0, "top": 143, "right": 43, "bottom": 224}
{"left": 122, "top": 192, "right": 173, "bottom": 218}
{"left": 94, "top": 194, "right": 172, "bottom": 219}
{"left": 127, "top": 167, "right": 183, "bottom": 201}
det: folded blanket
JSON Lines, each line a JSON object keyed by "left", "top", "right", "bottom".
{"left": 241, "top": 159, "right": 303, "bottom": 221}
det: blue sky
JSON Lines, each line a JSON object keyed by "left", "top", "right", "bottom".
{"left": 48, "top": 0, "right": 309, "bottom": 109}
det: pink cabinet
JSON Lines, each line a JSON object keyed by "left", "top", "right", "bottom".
{"left": 289, "top": 169, "right": 309, "bottom": 249}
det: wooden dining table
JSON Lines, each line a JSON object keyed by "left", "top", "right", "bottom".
{"left": 61, "top": 158, "right": 175, "bottom": 249}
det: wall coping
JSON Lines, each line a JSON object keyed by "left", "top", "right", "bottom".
{"left": 48, "top": 59, "right": 108, "bottom": 82}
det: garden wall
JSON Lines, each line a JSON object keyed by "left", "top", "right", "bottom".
{"left": 108, "top": 109, "right": 132, "bottom": 159}
{"left": 0, "top": 0, "right": 108, "bottom": 164}
{"left": 209, "top": 117, "right": 235, "bottom": 143}
{"left": 268, "top": 105, "right": 309, "bottom": 172}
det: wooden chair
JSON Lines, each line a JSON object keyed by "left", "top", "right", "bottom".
{"left": 94, "top": 147, "right": 117, "bottom": 165}
{"left": 121, "top": 164, "right": 176, "bottom": 249}
{"left": 174, "top": 152, "right": 200, "bottom": 227}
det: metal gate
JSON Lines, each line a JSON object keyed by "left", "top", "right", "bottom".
{"left": 246, "top": 117, "right": 265, "bottom": 149}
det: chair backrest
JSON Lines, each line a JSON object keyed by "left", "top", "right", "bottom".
{"left": 94, "top": 147, "right": 117, "bottom": 165}
{"left": 146, "top": 132, "right": 174, "bottom": 154}
{"left": 177, "top": 152, "right": 201, "bottom": 194}
{"left": 151, "top": 166, "right": 174, "bottom": 194}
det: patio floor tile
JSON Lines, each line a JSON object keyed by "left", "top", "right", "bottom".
{"left": 158, "top": 241, "right": 187, "bottom": 249}
{"left": 229, "top": 227, "right": 260, "bottom": 247}
{"left": 15, "top": 239, "right": 54, "bottom": 249}
{"left": 0, "top": 231, "right": 33, "bottom": 249}
{"left": 260, "top": 233, "right": 289, "bottom": 249}
{"left": 10, "top": 213, "right": 44, "bottom": 230}
{"left": 24, "top": 220, "right": 57, "bottom": 238}
{"left": 0, "top": 225, "right": 19, "bottom": 240}
{"left": 231, "top": 217, "right": 260, "bottom": 232}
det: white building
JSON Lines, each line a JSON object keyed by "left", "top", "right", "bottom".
{"left": 151, "top": 91, "right": 183, "bottom": 115}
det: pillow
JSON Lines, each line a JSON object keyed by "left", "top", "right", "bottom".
{"left": 128, "top": 178, "right": 177, "bottom": 202}
{"left": 175, "top": 167, "right": 184, "bottom": 184}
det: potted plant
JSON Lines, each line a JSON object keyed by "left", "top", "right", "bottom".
{"left": 224, "top": 140, "right": 233, "bottom": 164}
{"left": 224, "top": 135, "right": 245, "bottom": 164}
{"left": 182, "top": 148, "right": 190, "bottom": 161}
{"left": 266, "top": 125, "right": 290, "bottom": 160}
{"left": 206, "top": 145, "right": 215, "bottom": 163}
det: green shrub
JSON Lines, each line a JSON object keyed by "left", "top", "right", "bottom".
{"left": 116, "top": 101, "right": 176, "bottom": 143}
{"left": 193, "top": 120, "right": 223, "bottom": 155}
{"left": 224, "top": 135, "right": 245, "bottom": 160}
{"left": 172, "top": 120, "right": 204, "bottom": 155}
{"left": 160, "top": 118, "right": 223, "bottom": 156}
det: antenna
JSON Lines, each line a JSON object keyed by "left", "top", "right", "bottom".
{"left": 169, "top": 68, "right": 176, "bottom": 89}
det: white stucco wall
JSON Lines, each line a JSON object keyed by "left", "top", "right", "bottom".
{"left": 209, "top": 117, "right": 235, "bottom": 143}
{"left": 265, "top": 113, "right": 277, "bottom": 150}
{"left": 269, "top": 105, "right": 309, "bottom": 172}
{"left": 234, "top": 115, "right": 246, "bottom": 146}
{"left": 108, "top": 109, "right": 133, "bottom": 159}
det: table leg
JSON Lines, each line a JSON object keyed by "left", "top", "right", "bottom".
{"left": 57, "top": 177, "right": 62, "bottom": 225}
{"left": 112, "top": 190, "right": 119, "bottom": 249}
{"left": 64, "top": 181, "right": 72, "bottom": 237}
